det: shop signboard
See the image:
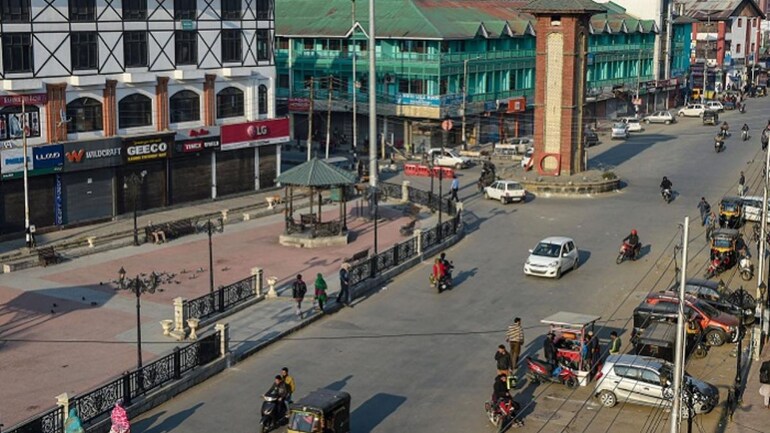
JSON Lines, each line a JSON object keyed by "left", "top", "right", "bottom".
{"left": 220, "top": 118, "right": 290, "bottom": 151}
{"left": 397, "top": 93, "right": 441, "bottom": 107}
{"left": 0, "top": 143, "right": 63, "bottom": 179}
{"left": 288, "top": 98, "right": 311, "bottom": 112}
{"left": 123, "top": 134, "right": 173, "bottom": 163}
{"left": 174, "top": 126, "right": 221, "bottom": 156}
{"left": 62, "top": 137, "right": 123, "bottom": 172}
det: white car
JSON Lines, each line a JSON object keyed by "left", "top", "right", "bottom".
{"left": 484, "top": 180, "right": 526, "bottom": 204}
{"left": 611, "top": 123, "right": 629, "bottom": 139}
{"left": 643, "top": 111, "right": 676, "bottom": 125}
{"left": 523, "top": 237, "right": 579, "bottom": 279}
{"left": 621, "top": 117, "right": 643, "bottom": 132}
{"left": 705, "top": 101, "right": 725, "bottom": 113}
{"left": 427, "top": 148, "right": 471, "bottom": 169}
{"left": 678, "top": 104, "right": 706, "bottom": 117}
{"left": 520, "top": 147, "right": 534, "bottom": 168}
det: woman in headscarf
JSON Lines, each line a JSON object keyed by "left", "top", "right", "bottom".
{"left": 314, "top": 273, "right": 328, "bottom": 313}
{"left": 64, "top": 408, "right": 85, "bottom": 433}
{"left": 110, "top": 399, "right": 130, "bottom": 433}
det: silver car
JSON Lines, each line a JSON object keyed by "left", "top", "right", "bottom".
{"left": 643, "top": 111, "right": 676, "bottom": 125}
{"left": 611, "top": 123, "right": 629, "bottom": 139}
{"left": 594, "top": 354, "right": 718, "bottom": 417}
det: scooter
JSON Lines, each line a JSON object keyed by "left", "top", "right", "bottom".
{"left": 715, "top": 139, "right": 725, "bottom": 153}
{"left": 260, "top": 392, "right": 287, "bottom": 433}
{"left": 616, "top": 242, "right": 640, "bottom": 264}
{"left": 661, "top": 188, "right": 673, "bottom": 204}
{"left": 525, "top": 357, "right": 579, "bottom": 388}
{"left": 484, "top": 398, "right": 523, "bottom": 432}
{"left": 739, "top": 255, "right": 754, "bottom": 281}
{"left": 704, "top": 255, "right": 731, "bottom": 279}
{"left": 742, "top": 129, "right": 750, "bottom": 141}
{"left": 739, "top": 104, "right": 746, "bottom": 113}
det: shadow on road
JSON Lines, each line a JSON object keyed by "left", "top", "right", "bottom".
{"left": 453, "top": 267, "right": 479, "bottom": 288}
{"left": 590, "top": 133, "right": 676, "bottom": 168}
{"left": 134, "top": 402, "right": 204, "bottom": 433}
{"left": 324, "top": 374, "right": 353, "bottom": 391}
{"left": 351, "top": 393, "right": 407, "bottom": 433}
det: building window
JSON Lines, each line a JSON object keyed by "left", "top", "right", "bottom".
{"left": 737, "top": 43, "right": 742, "bottom": 53}
{"left": 118, "top": 93, "right": 152, "bottom": 129}
{"left": 175, "top": 30, "right": 198, "bottom": 65}
{"left": 257, "top": 29, "right": 270, "bottom": 61}
{"left": 221, "top": 29, "right": 242, "bottom": 63}
{"left": 255, "top": 0, "right": 269, "bottom": 19}
{"left": 0, "top": 105, "right": 40, "bottom": 139}
{"left": 124, "top": 31, "right": 148, "bottom": 67}
{"left": 174, "top": 0, "right": 196, "bottom": 20}
{"left": 69, "top": 0, "right": 95, "bottom": 21}
{"left": 170, "top": 90, "right": 200, "bottom": 123}
{"left": 1, "top": 0, "right": 30, "bottom": 22}
{"left": 71, "top": 32, "right": 98, "bottom": 70}
{"left": 2, "top": 33, "right": 32, "bottom": 73}
{"left": 751, "top": 42, "right": 755, "bottom": 52}
{"left": 355, "top": 40, "right": 367, "bottom": 52}
{"left": 737, "top": 18, "right": 742, "bottom": 28}
{"left": 304, "top": 38, "right": 314, "bottom": 50}
{"left": 277, "top": 38, "right": 289, "bottom": 50}
{"left": 328, "top": 40, "right": 340, "bottom": 51}
{"left": 258, "top": 85, "right": 268, "bottom": 115}
{"left": 278, "top": 74, "right": 289, "bottom": 88}
{"left": 216, "top": 87, "right": 244, "bottom": 118}
{"left": 221, "top": 0, "right": 240, "bottom": 20}
{"left": 123, "top": 0, "right": 147, "bottom": 20}
{"left": 66, "top": 97, "right": 103, "bottom": 133}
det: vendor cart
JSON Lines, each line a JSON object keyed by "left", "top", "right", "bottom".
{"left": 541, "top": 311, "right": 601, "bottom": 386}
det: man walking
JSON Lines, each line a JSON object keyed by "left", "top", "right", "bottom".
{"left": 543, "top": 332, "right": 556, "bottom": 366}
{"left": 738, "top": 171, "right": 746, "bottom": 197}
{"left": 337, "top": 262, "right": 351, "bottom": 306}
{"left": 609, "top": 331, "right": 621, "bottom": 355}
{"left": 291, "top": 274, "right": 307, "bottom": 318}
{"left": 450, "top": 174, "right": 460, "bottom": 202}
{"left": 495, "top": 345, "right": 513, "bottom": 376}
{"left": 506, "top": 317, "right": 524, "bottom": 367}
{"left": 698, "top": 197, "right": 711, "bottom": 226}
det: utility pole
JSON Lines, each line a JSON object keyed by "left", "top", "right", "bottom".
{"left": 367, "top": 0, "right": 377, "bottom": 189}
{"left": 664, "top": 1, "right": 673, "bottom": 80}
{"left": 325, "top": 75, "right": 333, "bottom": 159}
{"left": 21, "top": 99, "right": 31, "bottom": 248}
{"left": 635, "top": 49, "right": 643, "bottom": 117}
{"left": 754, "top": 143, "right": 770, "bottom": 360}
{"left": 670, "top": 216, "right": 690, "bottom": 433}
{"left": 351, "top": 0, "right": 357, "bottom": 152}
{"left": 462, "top": 58, "right": 470, "bottom": 151}
{"left": 307, "top": 77, "right": 308, "bottom": 161}
{"left": 381, "top": 116, "right": 387, "bottom": 160}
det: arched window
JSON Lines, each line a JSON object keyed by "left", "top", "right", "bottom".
{"left": 66, "top": 97, "right": 103, "bottom": 133}
{"left": 118, "top": 93, "right": 152, "bottom": 129}
{"left": 169, "top": 90, "right": 200, "bottom": 123}
{"left": 258, "top": 84, "right": 268, "bottom": 115}
{"left": 216, "top": 87, "right": 244, "bottom": 118}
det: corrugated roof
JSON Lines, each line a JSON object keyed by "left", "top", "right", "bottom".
{"left": 678, "top": 0, "right": 765, "bottom": 21}
{"left": 276, "top": 158, "right": 357, "bottom": 186}
{"left": 522, "top": 0, "right": 607, "bottom": 13}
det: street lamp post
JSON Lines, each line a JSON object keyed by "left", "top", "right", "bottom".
{"left": 204, "top": 218, "right": 224, "bottom": 294}
{"left": 115, "top": 267, "right": 162, "bottom": 373}
{"left": 124, "top": 171, "right": 147, "bottom": 246}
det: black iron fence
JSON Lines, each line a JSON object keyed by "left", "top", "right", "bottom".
{"left": 185, "top": 276, "right": 256, "bottom": 321}
{"left": 379, "top": 181, "right": 458, "bottom": 217}
{"left": 6, "top": 332, "right": 222, "bottom": 433}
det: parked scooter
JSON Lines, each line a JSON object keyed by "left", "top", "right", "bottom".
{"left": 739, "top": 254, "right": 754, "bottom": 281}
{"left": 484, "top": 398, "right": 524, "bottom": 432}
{"left": 525, "top": 357, "right": 579, "bottom": 388}
{"left": 260, "top": 391, "right": 288, "bottom": 433}
{"left": 616, "top": 241, "right": 640, "bottom": 264}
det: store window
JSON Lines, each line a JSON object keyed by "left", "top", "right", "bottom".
{"left": 67, "top": 97, "right": 103, "bottom": 133}
{"left": 216, "top": 87, "right": 244, "bottom": 118}
{"left": 0, "top": 104, "right": 40, "bottom": 139}
{"left": 170, "top": 90, "right": 200, "bottom": 123}
{"left": 118, "top": 93, "right": 152, "bottom": 128}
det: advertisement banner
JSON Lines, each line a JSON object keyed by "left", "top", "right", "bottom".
{"left": 62, "top": 137, "right": 123, "bottom": 172}
{"left": 174, "top": 137, "right": 220, "bottom": 156}
{"left": 0, "top": 93, "right": 47, "bottom": 106}
{"left": 288, "top": 98, "right": 311, "bottom": 112}
{"left": 123, "top": 134, "right": 173, "bottom": 163}
{"left": 220, "top": 118, "right": 290, "bottom": 151}
{"left": 1, "top": 143, "right": 63, "bottom": 179}
{"left": 54, "top": 173, "right": 63, "bottom": 225}
{"left": 32, "top": 144, "right": 64, "bottom": 171}
{"left": 396, "top": 93, "right": 441, "bottom": 107}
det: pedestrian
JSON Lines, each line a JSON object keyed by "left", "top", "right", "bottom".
{"left": 506, "top": 317, "right": 524, "bottom": 367}
{"left": 543, "top": 332, "right": 556, "bottom": 366}
{"left": 291, "top": 274, "right": 307, "bottom": 318}
{"left": 450, "top": 174, "right": 460, "bottom": 202}
{"left": 587, "top": 331, "right": 600, "bottom": 372}
{"left": 109, "top": 400, "right": 130, "bottom": 433}
{"left": 698, "top": 197, "right": 712, "bottom": 226}
{"left": 281, "top": 367, "right": 296, "bottom": 403}
{"left": 64, "top": 408, "right": 85, "bottom": 433}
{"left": 337, "top": 262, "right": 351, "bottom": 306}
{"left": 495, "top": 344, "right": 513, "bottom": 376}
{"left": 760, "top": 383, "right": 770, "bottom": 408}
{"left": 738, "top": 171, "right": 746, "bottom": 197}
{"left": 314, "top": 273, "right": 328, "bottom": 313}
{"left": 609, "top": 331, "right": 621, "bottom": 355}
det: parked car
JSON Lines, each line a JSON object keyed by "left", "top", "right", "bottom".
{"left": 702, "top": 110, "right": 719, "bottom": 126}
{"left": 620, "top": 117, "right": 643, "bottom": 132}
{"left": 523, "top": 237, "right": 579, "bottom": 279}
{"left": 723, "top": 100, "right": 736, "bottom": 110}
{"left": 643, "top": 111, "right": 676, "bottom": 125}
{"left": 611, "top": 123, "right": 630, "bottom": 139}
{"left": 584, "top": 129, "right": 600, "bottom": 146}
{"left": 741, "top": 196, "right": 768, "bottom": 222}
{"left": 484, "top": 180, "right": 526, "bottom": 204}
{"left": 494, "top": 137, "right": 534, "bottom": 156}
{"left": 668, "top": 279, "right": 755, "bottom": 324}
{"left": 427, "top": 148, "right": 471, "bottom": 169}
{"left": 705, "top": 101, "right": 725, "bottom": 112}
{"left": 594, "top": 354, "right": 719, "bottom": 416}
{"left": 678, "top": 104, "right": 706, "bottom": 117}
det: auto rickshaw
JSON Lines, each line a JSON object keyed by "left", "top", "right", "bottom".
{"left": 718, "top": 197, "right": 744, "bottom": 228}
{"left": 706, "top": 228, "right": 740, "bottom": 278}
{"left": 288, "top": 389, "right": 351, "bottom": 433}
{"left": 541, "top": 311, "right": 601, "bottom": 386}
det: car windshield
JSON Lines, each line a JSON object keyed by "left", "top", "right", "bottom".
{"left": 532, "top": 242, "right": 561, "bottom": 257}
{"left": 446, "top": 150, "right": 460, "bottom": 158}
{"left": 507, "top": 182, "right": 522, "bottom": 190}
{"left": 722, "top": 203, "right": 738, "bottom": 211}
{"left": 713, "top": 238, "right": 732, "bottom": 249}
{"left": 613, "top": 123, "right": 625, "bottom": 129}
{"left": 695, "top": 300, "right": 721, "bottom": 317}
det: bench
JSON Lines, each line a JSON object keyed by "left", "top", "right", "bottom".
{"left": 345, "top": 248, "right": 370, "bottom": 264}
{"left": 266, "top": 194, "right": 283, "bottom": 210}
{"left": 402, "top": 203, "right": 420, "bottom": 218}
{"left": 300, "top": 213, "right": 318, "bottom": 225}
{"left": 400, "top": 219, "right": 417, "bottom": 236}
{"left": 144, "top": 219, "right": 196, "bottom": 244}
{"left": 37, "top": 246, "right": 62, "bottom": 267}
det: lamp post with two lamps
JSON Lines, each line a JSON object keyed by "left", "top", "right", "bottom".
{"left": 124, "top": 170, "right": 147, "bottom": 246}
{"left": 115, "top": 267, "right": 163, "bottom": 373}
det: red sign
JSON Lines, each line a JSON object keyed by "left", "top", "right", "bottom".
{"left": 220, "top": 118, "right": 290, "bottom": 151}
{"left": 0, "top": 93, "right": 48, "bottom": 107}
{"left": 441, "top": 120, "right": 454, "bottom": 131}
{"left": 507, "top": 97, "right": 526, "bottom": 113}
{"left": 288, "top": 98, "right": 311, "bottom": 112}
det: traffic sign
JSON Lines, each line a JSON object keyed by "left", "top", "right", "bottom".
{"left": 441, "top": 119, "right": 454, "bottom": 131}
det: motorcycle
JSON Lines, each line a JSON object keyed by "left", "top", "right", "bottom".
{"left": 260, "top": 392, "right": 287, "bottom": 433}
{"left": 616, "top": 241, "right": 640, "bottom": 264}
{"left": 739, "top": 255, "right": 754, "bottom": 281}
{"left": 430, "top": 263, "right": 453, "bottom": 293}
{"left": 742, "top": 130, "right": 750, "bottom": 141}
{"left": 704, "top": 255, "right": 731, "bottom": 279}
{"left": 484, "top": 398, "right": 523, "bottom": 432}
{"left": 739, "top": 104, "right": 746, "bottom": 113}
{"left": 525, "top": 357, "right": 579, "bottom": 388}
{"left": 715, "top": 139, "right": 725, "bottom": 153}
{"left": 661, "top": 188, "right": 673, "bottom": 204}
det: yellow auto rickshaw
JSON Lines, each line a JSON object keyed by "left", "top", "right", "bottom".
{"left": 710, "top": 228, "right": 740, "bottom": 263}
{"left": 718, "top": 197, "right": 744, "bottom": 229}
{"left": 288, "top": 389, "right": 351, "bottom": 433}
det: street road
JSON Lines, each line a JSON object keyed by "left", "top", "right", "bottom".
{"left": 135, "top": 100, "right": 770, "bottom": 433}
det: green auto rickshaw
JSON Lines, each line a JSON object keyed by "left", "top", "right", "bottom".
{"left": 288, "top": 389, "right": 351, "bottom": 433}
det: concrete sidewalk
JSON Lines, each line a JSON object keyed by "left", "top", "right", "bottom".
{"left": 728, "top": 340, "right": 770, "bottom": 433}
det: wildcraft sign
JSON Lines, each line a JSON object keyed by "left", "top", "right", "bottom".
{"left": 123, "top": 134, "right": 173, "bottom": 163}
{"left": 1, "top": 143, "right": 63, "bottom": 179}
{"left": 220, "top": 118, "right": 290, "bottom": 151}
{"left": 62, "top": 137, "right": 123, "bottom": 172}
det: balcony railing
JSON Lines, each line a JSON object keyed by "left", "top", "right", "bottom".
{"left": 275, "top": 49, "right": 536, "bottom": 65}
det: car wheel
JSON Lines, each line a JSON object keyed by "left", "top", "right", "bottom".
{"left": 573, "top": 257, "right": 579, "bottom": 271}
{"left": 665, "top": 120, "right": 671, "bottom": 125}
{"left": 501, "top": 197, "right": 509, "bottom": 205}
{"left": 678, "top": 112, "right": 684, "bottom": 117}
{"left": 555, "top": 267, "right": 562, "bottom": 279}
{"left": 705, "top": 329, "right": 726, "bottom": 346}
{"left": 599, "top": 390, "right": 617, "bottom": 408}
{"left": 484, "top": 191, "right": 490, "bottom": 200}
{"left": 455, "top": 163, "right": 462, "bottom": 170}
{"left": 644, "top": 119, "right": 650, "bottom": 124}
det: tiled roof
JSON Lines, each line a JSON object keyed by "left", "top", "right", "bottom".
{"left": 522, "top": 0, "right": 607, "bottom": 13}
{"left": 276, "top": 158, "right": 357, "bottom": 187}
{"left": 678, "top": 0, "right": 765, "bottom": 21}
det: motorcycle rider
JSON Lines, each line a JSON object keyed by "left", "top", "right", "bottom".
{"left": 721, "top": 121, "right": 730, "bottom": 135}
{"left": 660, "top": 176, "right": 672, "bottom": 199}
{"left": 265, "top": 375, "right": 289, "bottom": 419}
{"left": 493, "top": 373, "right": 512, "bottom": 403}
{"left": 440, "top": 252, "right": 453, "bottom": 282}
{"left": 623, "top": 229, "right": 641, "bottom": 257}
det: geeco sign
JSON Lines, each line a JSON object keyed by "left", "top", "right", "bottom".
{"left": 123, "top": 134, "right": 173, "bottom": 163}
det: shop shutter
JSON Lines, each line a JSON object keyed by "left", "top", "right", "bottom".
{"left": 0, "top": 177, "right": 55, "bottom": 234}
{"left": 258, "top": 145, "right": 277, "bottom": 190}
{"left": 216, "top": 148, "right": 255, "bottom": 196}
{"left": 117, "top": 161, "right": 167, "bottom": 214}
{"left": 63, "top": 169, "right": 114, "bottom": 225}
{"left": 171, "top": 154, "right": 212, "bottom": 204}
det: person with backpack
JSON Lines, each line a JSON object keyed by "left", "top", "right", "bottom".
{"left": 292, "top": 274, "right": 308, "bottom": 318}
